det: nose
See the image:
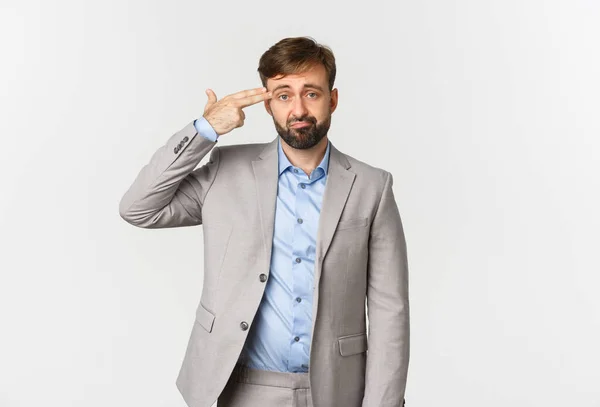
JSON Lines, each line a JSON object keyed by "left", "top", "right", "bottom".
{"left": 290, "top": 97, "right": 308, "bottom": 118}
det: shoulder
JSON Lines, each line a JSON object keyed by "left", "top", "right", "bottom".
{"left": 338, "top": 148, "right": 392, "bottom": 188}
{"left": 211, "top": 140, "right": 271, "bottom": 164}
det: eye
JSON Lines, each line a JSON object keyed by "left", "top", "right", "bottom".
{"left": 278, "top": 94, "right": 289, "bottom": 101}
{"left": 307, "top": 92, "right": 317, "bottom": 98}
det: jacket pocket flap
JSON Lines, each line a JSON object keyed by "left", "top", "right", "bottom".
{"left": 338, "top": 332, "right": 368, "bottom": 356}
{"left": 195, "top": 303, "right": 215, "bottom": 333}
{"left": 337, "top": 217, "right": 368, "bottom": 231}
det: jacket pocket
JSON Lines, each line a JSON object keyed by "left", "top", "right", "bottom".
{"left": 195, "top": 302, "right": 216, "bottom": 333}
{"left": 338, "top": 332, "right": 368, "bottom": 356}
{"left": 336, "top": 217, "right": 368, "bottom": 231}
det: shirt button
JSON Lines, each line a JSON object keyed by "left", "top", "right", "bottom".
{"left": 240, "top": 321, "right": 249, "bottom": 331}
{"left": 297, "top": 218, "right": 303, "bottom": 224}
{"left": 299, "top": 183, "right": 306, "bottom": 189}
{"left": 294, "top": 336, "right": 300, "bottom": 342}
{"left": 295, "top": 257, "right": 301, "bottom": 263}
{"left": 296, "top": 297, "right": 302, "bottom": 303}
{"left": 259, "top": 274, "right": 268, "bottom": 282}
{"left": 293, "top": 168, "right": 299, "bottom": 173}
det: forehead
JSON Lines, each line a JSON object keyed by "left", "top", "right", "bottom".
{"left": 266, "top": 64, "right": 328, "bottom": 90}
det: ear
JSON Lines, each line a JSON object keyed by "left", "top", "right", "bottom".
{"left": 330, "top": 88, "right": 339, "bottom": 114}
{"left": 264, "top": 100, "right": 273, "bottom": 116}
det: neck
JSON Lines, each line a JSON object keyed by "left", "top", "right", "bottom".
{"left": 280, "top": 136, "right": 329, "bottom": 176}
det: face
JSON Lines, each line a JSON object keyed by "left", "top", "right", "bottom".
{"left": 264, "top": 63, "right": 338, "bottom": 150}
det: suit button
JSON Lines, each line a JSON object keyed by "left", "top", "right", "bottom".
{"left": 174, "top": 146, "right": 179, "bottom": 154}
{"left": 259, "top": 274, "right": 267, "bottom": 282}
{"left": 240, "top": 321, "right": 249, "bottom": 331}
{"left": 183, "top": 136, "right": 189, "bottom": 142}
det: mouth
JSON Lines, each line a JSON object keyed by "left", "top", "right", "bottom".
{"left": 290, "top": 121, "right": 312, "bottom": 129}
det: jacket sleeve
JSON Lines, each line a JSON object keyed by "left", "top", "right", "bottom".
{"left": 118, "top": 120, "right": 221, "bottom": 228}
{"left": 362, "top": 171, "right": 410, "bottom": 407}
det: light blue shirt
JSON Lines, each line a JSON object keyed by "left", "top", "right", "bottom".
{"left": 193, "top": 117, "right": 219, "bottom": 142}
{"left": 194, "top": 117, "right": 330, "bottom": 373}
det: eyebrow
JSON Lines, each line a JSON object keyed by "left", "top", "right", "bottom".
{"left": 271, "top": 83, "right": 325, "bottom": 93}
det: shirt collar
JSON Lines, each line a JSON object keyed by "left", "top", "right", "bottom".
{"left": 277, "top": 137, "right": 331, "bottom": 178}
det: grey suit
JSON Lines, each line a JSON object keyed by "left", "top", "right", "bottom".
{"left": 119, "top": 120, "right": 410, "bottom": 407}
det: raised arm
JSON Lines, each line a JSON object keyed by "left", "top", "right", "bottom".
{"left": 118, "top": 86, "right": 272, "bottom": 228}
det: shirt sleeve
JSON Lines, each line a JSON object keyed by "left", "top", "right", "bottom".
{"left": 194, "top": 116, "right": 219, "bottom": 142}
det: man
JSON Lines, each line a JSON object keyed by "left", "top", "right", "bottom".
{"left": 119, "top": 36, "right": 409, "bottom": 407}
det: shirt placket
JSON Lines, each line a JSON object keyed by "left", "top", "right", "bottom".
{"left": 289, "top": 168, "right": 314, "bottom": 372}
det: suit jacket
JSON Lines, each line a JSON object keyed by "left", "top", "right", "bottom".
{"left": 119, "top": 120, "right": 410, "bottom": 407}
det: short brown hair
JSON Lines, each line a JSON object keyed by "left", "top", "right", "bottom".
{"left": 257, "top": 36, "right": 336, "bottom": 91}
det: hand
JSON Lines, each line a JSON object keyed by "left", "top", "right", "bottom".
{"left": 202, "top": 87, "right": 272, "bottom": 136}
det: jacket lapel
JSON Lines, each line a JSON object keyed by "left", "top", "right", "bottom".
{"left": 251, "top": 138, "right": 279, "bottom": 267}
{"left": 315, "top": 142, "right": 355, "bottom": 281}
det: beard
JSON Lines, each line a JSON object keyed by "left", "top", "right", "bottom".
{"left": 274, "top": 113, "right": 331, "bottom": 150}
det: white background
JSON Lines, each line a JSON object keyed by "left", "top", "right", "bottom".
{"left": 1, "top": 0, "right": 598, "bottom": 406}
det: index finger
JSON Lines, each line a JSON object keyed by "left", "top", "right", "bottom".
{"left": 228, "top": 87, "right": 269, "bottom": 100}
{"left": 235, "top": 91, "right": 273, "bottom": 108}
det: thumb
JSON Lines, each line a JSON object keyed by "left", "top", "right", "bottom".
{"left": 205, "top": 88, "right": 217, "bottom": 106}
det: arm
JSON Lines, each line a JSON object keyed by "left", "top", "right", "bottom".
{"left": 362, "top": 171, "right": 410, "bottom": 407}
{"left": 119, "top": 86, "right": 272, "bottom": 228}
{"left": 118, "top": 117, "right": 220, "bottom": 228}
